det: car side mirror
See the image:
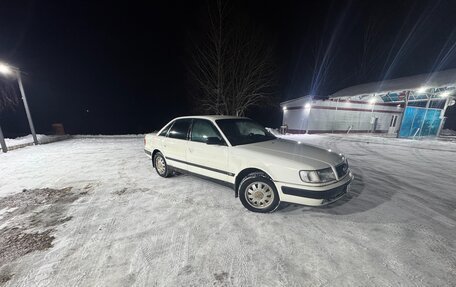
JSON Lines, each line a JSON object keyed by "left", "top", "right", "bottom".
{"left": 206, "top": 137, "right": 224, "bottom": 145}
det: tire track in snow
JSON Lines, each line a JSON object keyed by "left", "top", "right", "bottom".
{"left": 3, "top": 137, "right": 455, "bottom": 286}
{"left": 10, "top": 184, "right": 99, "bottom": 286}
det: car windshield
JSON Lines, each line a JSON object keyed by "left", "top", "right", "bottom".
{"left": 215, "top": 119, "right": 276, "bottom": 146}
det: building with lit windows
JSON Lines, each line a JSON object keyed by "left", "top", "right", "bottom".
{"left": 281, "top": 69, "right": 456, "bottom": 138}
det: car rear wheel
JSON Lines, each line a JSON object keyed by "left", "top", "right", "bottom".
{"left": 239, "top": 173, "right": 280, "bottom": 213}
{"left": 154, "top": 152, "right": 171, "bottom": 178}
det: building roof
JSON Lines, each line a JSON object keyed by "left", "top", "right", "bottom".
{"left": 280, "top": 95, "right": 313, "bottom": 106}
{"left": 330, "top": 68, "right": 456, "bottom": 98}
{"left": 175, "top": 115, "right": 247, "bottom": 121}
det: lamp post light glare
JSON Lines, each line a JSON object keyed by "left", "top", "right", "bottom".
{"left": 440, "top": 91, "right": 451, "bottom": 98}
{"left": 417, "top": 86, "right": 428, "bottom": 94}
{"left": 0, "top": 63, "right": 13, "bottom": 75}
{"left": 0, "top": 61, "right": 38, "bottom": 146}
{"left": 304, "top": 102, "right": 312, "bottom": 133}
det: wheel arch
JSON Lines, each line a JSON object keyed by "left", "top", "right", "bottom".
{"left": 234, "top": 168, "right": 274, "bottom": 197}
{"left": 151, "top": 149, "right": 162, "bottom": 167}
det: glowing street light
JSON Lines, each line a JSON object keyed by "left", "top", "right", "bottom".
{"left": 0, "top": 61, "right": 38, "bottom": 145}
{"left": 0, "top": 63, "right": 14, "bottom": 152}
{"left": 416, "top": 86, "right": 428, "bottom": 94}
{"left": 369, "top": 96, "right": 377, "bottom": 133}
{"left": 0, "top": 63, "right": 13, "bottom": 75}
{"left": 440, "top": 91, "right": 451, "bottom": 98}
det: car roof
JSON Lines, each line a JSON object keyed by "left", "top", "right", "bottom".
{"left": 173, "top": 115, "right": 249, "bottom": 121}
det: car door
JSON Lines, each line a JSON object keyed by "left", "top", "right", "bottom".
{"left": 163, "top": 118, "right": 191, "bottom": 171}
{"left": 187, "top": 119, "right": 230, "bottom": 182}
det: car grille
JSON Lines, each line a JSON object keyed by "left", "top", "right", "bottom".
{"left": 335, "top": 162, "right": 349, "bottom": 178}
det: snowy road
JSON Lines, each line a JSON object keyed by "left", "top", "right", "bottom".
{"left": 0, "top": 135, "right": 455, "bottom": 286}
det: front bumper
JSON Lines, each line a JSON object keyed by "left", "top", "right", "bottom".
{"left": 282, "top": 182, "right": 349, "bottom": 200}
{"left": 275, "top": 172, "right": 354, "bottom": 206}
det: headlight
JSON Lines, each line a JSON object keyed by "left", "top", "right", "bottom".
{"left": 299, "top": 170, "right": 319, "bottom": 183}
{"left": 317, "top": 167, "right": 337, "bottom": 182}
{"left": 299, "top": 167, "right": 336, "bottom": 183}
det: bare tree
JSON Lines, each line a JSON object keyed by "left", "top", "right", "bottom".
{"left": 0, "top": 77, "right": 19, "bottom": 152}
{"left": 188, "top": 0, "right": 275, "bottom": 116}
{"left": 0, "top": 77, "right": 19, "bottom": 112}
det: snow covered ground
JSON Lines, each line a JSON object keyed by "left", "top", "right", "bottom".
{"left": 441, "top": 129, "right": 456, "bottom": 136}
{"left": 0, "top": 135, "right": 455, "bottom": 286}
{"left": 0, "top": 134, "right": 70, "bottom": 152}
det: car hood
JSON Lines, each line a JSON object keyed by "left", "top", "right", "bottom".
{"left": 236, "top": 138, "right": 344, "bottom": 169}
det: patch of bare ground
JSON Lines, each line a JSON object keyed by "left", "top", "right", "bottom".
{"left": 0, "top": 273, "right": 12, "bottom": 284}
{"left": 0, "top": 228, "right": 54, "bottom": 267}
{"left": 0, "top": 187, "right": 88, "bottom": 284}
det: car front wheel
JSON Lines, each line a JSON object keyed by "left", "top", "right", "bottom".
{"left": 154, "top": 152, "right": 171, "bottom": 178}
{"left": 239, "top": 172, "right": 280, "bottom": 213}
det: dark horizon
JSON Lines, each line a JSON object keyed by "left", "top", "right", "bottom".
{"left": 1, "top": 0, "right": 456, "bottom": 137}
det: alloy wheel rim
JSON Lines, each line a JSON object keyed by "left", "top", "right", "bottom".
{"left": 245, "top": 181, "right": 274, "bottom": 209}
{"left": 156, "top": 156, "right": 166, "bottom": 174}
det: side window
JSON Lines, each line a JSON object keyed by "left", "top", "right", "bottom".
{"left": 191, "top": 119, "right": 223, "bottom": 143}
{"left": 159, "top": 122, "right": 173, "bottom": 136}
{"left": 168, "top": 119, "right": 191, "bottom": 140}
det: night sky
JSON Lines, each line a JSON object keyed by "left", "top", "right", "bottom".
{"left": 1, "top": 0, "right": 456, "bottom": 137}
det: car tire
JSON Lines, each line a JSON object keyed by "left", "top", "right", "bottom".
{"left": 153, "top": 152, "right": 171, "bottom": 178}
{"left": 239, "top": 172, "right": 280, "bottom": 213}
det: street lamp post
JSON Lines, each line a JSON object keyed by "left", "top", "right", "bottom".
{"left": 0, "top": 125, "right": 7, "bottom": 153}
{"left": 369, "top": 95, "right": 377, "bottom": 133}
{"left": 0, "top": 62, "right": 38, "bottom": 145}
{"left": 15, "top": 69, "right": 38, "bottom": 144}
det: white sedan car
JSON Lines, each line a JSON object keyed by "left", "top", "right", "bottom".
{"left": 144, "top": 116, "right": 353, "bottom": 213}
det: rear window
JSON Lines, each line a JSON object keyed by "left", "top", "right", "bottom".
{"left": 168, "top": 119, "right": 191, "bottom": 140}
{"left": 159, "top": 122, "right": 173, "bottom": 136}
